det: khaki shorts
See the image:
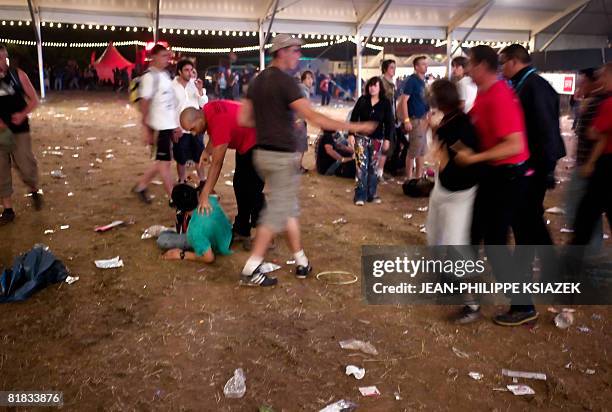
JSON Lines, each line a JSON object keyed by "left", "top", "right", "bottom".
{"left": 253, "top": 149, "right": 301, "bottom": 233}
{"left": 0, "top": 132, "right": 39, "bottom": 198}
{"left": 408, "top": 118, "right": 428, "bottom": 157}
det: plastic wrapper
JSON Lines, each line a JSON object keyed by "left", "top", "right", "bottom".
{"left": 223, "top": 368, "right": 246, "bottom": 398}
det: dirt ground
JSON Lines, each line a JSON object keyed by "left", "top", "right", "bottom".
{"left": 0, "top": 92, "right": 610, "bottom": 411}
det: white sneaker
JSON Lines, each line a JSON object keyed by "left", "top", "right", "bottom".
{"left": 355, "top": 200, "right": 365, "bottom": 206}
{"left": 374, "top": 197, "right": 382, "bottom": 204}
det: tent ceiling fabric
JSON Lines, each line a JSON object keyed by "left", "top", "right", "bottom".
{"left": 1, "top": 0, "right": 610, "bottom": 40}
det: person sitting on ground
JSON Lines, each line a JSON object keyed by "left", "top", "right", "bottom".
{"left": 315, "top": 130, "right": 356, "bottom": 178}
{"left": 158, "top": 184, "right": 232, "bottom": 263}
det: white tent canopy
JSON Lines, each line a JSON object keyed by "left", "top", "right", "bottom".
{"left": 1, "top": 0, "right": 610, "bottom": 43}
{"left": 2, "top": 0, "right": 610, "bottom": 98}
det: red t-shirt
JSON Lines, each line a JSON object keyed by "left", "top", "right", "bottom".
{"left": 591, "top": 96, "right": 612, "bottom": 154}
{"left": 203, "top": 100, "right": 256, "bottom": 154}
{"left": 469, "top": 80, "right": 529, "bottom": 166}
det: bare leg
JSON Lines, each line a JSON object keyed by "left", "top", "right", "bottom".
{"left": 177, "top": 163, "right": 186, "bottom": 183}
{"left": 158, "top": 161, "right": 174, "bottom": 196}
{"left": 250, "top": 224, "right": 275, "bottom": 258}
{"left": 415, "top": 156, "right": 424, "bottom": 179}
{"left": 405, "top": 155, "right": 415, "bottom": 180}
{"left": 136, "top": 162, "right": 160, "bottom": 191}
{"left": 286, "top": 217, "right": 302, "bottom": 254}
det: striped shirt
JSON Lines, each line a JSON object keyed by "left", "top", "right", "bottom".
{"left": 575, "top": 92, "right": 611, "bottom": 166}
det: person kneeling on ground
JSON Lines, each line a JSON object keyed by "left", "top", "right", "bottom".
{"left": 158, "top": 184, "right": 232, "bottom": 263}
{"left": 315, "top": 130, "right": 356, "bottom": 178}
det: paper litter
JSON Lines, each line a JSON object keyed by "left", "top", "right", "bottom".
{"left": 452, "top": 346, "right": 470, "bottom": 359}
{"left": 95, "top": 220, "right": 125, "bottom": 232}
{"left": 507, "top": 384, "right": 535, "bottom": 396}
{"left": 339, "top": 339, "right": 378, "bottom": 355}
{"left": 502, "top": 369, "right": 546, "bottom": 381}
{"left": 345, "top": 365, "right": 365, "bottom": 380}
{"left": 468, "top": 372, "right": 483, "bottom": 380}
{"left": 319, "top": 400, "right": 358, "bottom": 412}
{"left": 358, "top": 386, "right": 380, "bottom": 397}
{"left": 94, "top": 256, "right": 124, "bottom": 269}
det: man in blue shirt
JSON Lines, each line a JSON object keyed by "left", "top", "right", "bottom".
{"left": 398, "top": 56, "right": 430, "bottom": 181}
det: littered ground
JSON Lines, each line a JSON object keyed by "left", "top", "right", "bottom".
{"left": 0, "top": 92, "right": 610, "bottom": 411}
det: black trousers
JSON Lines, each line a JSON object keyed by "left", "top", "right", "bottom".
{"left": 512, "top": 170, "right": 553, "bottom": 246}
{"left": 511, "top": 169, "right": 559, "bottom": 295}
{"left": 321, "top": 92, "right": 331, "bottom": 106}
{"left": 573, "top": 154, "right": 612, "bottom": 245}
{"left": 471, "top": 164, "right": 533, "bottom": 306}
{"left": 232, "top": 148, "right": 265, "bottom": 237}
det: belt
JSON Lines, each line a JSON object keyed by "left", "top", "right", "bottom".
{"left": 255, "top": 144, "right": 295, "bottom": 153}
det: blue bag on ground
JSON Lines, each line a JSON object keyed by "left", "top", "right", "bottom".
{"left": 0, "top": 244, "right": 68, "bottom": 303}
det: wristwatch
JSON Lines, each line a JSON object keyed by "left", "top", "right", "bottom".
{"left": 180, "top": 250, "right": 185, "bottom": 260}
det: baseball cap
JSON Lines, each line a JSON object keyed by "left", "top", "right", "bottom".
{"left": 269, "top": 34, "right": 303, "bottom": 54}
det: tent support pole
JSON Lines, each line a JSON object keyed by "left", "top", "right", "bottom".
{"left": 154, "top": 0, "right": 160, "bottom": 43}
{"left": 538, "top": 0, "right": 590, "bottom": 52}
{"left": 259, "top": 24, "right": 265, "bottom": 70}
{"left": 446, "top": 30, "right": 452, "bottom": 78}
{"left": 361, "top": 0, "right": 392, "bottom": 55}
{"left": 451, "top": 0, "right": 494, "bottom": 56}
{"left": 27, "top": 0, "right": 45, "bottom": 99}
{"left": 356, "top": 32, "right": 362, "bottom": 97}
{"left": 261, "top": 0, "right": 280, "bottom": 53}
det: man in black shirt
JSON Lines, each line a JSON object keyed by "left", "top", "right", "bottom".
{"left": 238, "top": 34, "right": 375, "bottom": 287}
{"left": 500, "top": 44, "right": 565, "bottom": 246}
{"left": 0, "top": 44, "right": 42, "bottom": 225}
{"left": 499, "top": 44, "right": 565, "bottom": 320}
{"left": 316, "top": 130, "right": 355, "bottom": 177}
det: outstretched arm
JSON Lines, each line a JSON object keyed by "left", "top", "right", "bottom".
{"left": 198, "top": 144, "right": 229, "bottom": 215}
{"left": 290, "top": 98, "right": 376, "bottom": 135}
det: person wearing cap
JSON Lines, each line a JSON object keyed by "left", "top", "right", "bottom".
{"left": 158, "top": 184, "right": 233, "bottom": 263}
{"left": 237, "top": 33, "right": 376, "bottom": 287}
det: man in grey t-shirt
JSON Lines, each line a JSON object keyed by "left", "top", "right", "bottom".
{"left": 237, "top": 34, "right": 375, "bottom": 287}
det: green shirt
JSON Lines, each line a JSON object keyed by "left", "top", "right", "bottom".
{"left": 186, "top": 196, "right": 233, "bottom": 256}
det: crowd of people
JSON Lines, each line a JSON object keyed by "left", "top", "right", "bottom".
{"left": 1, "top": 38, "right": 611, "bottom": 325}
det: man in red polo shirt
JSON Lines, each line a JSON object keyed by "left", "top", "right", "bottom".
{"left": 455, "top": 45, "right": 535, "bottom": 327}
{"left": 180, "top": 101, "right": 261, "bottom": 250}
{"left": 573, "top": 62, "right": 612, "bottom": 245}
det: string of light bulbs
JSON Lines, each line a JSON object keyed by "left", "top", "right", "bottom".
{"left": 0, "top": 19, "right": 529, "bottom": 49}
